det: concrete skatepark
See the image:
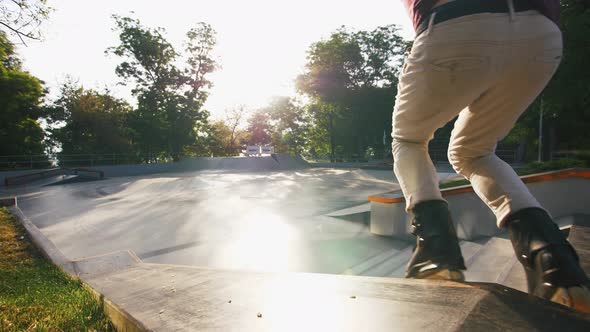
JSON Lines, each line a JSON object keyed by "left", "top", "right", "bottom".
{"left": 2, "top": 154, "right": 590, "bottom": 331}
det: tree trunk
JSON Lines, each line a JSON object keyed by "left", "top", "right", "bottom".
{"left": 329, "top": 112, "right": 335, "bottom": 163}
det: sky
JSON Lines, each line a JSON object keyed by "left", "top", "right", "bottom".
{"left": 17, "top": 0, "right": 413, "bottom": 120}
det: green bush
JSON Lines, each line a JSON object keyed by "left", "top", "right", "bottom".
{"left": 522, "top": 158, "right": 587, "bottom": 175}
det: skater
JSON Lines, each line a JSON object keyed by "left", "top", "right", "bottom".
{"left": 394, "top": 0, "right": 590, "bottom": 312}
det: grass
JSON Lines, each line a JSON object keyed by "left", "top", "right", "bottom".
{"left": 439, "top": 158, "right": 588, "bottom": 189}
{"left": 0, "top": 207, "right": 115, "bottom": 332}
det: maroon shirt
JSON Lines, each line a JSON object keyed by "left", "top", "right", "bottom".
{"left": 402, "top": 0, "right": 561, "bottom": 31}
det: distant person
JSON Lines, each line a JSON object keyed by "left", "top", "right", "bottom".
{"left": 394, "top": 0, "right": 590, "bottom": 311}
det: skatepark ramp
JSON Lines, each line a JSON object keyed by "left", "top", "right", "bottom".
{"left": 368, "top": 168, "right": 590, "bottom": 240}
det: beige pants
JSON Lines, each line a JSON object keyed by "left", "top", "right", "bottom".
{"left": 392, "top": 9, "right": 562, "bottom": 227}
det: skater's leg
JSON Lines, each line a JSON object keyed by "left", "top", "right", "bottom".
{"left": 447, "top": 15, "right": 561, "bottom": 227}
{"left": 506, "top": 208, "right": 590, "bottom": 313}
{"left": 447, "top": 13, "right": 590, "bottom": 312}
{"left": 392, "top": 16, "right": 501, "bottom": 280}
{"left": 392, "top": 27, "right": 495, "bottom": 213}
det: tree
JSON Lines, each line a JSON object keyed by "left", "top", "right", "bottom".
{"left": 247, "top": 110, "right": 272, "bottom": 146}
{"left": 502, "top": 0, "right": 590, "bottom": 162}
{"left": 184, "top": 23, "right": 218, "bottom": 111}
{"left": 296, "top": 25, "right": 408, "bottom": 161}
{"left": 0, "top": 31, "right": 46, "bottom": 158}
{"left": 224, "top": 105, "right": 248, "bottom": 154}
{"left": 48, "top": 82, "right": 135, "bottom": 159}
{"left": 107, "top": 16, "right": 218, "bottom": 161}
{"left": 260, "top": 96, "right": 308, "bottom": 154}
{"left": 541, "top": 0, "right": 590, "bottom": 152}
{"left": 0, "top": 0, "right": 52, "bottom": 44}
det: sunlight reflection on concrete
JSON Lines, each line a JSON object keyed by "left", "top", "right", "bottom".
{"left": 215, "top": 209, "right": 299, "bottom": 272}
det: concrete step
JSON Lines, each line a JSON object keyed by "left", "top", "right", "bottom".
{"left": 567, "top": 214, "right": 590, "bottom": 276}
{"left": 502, "top": 257, "right": 528, "bottom": 293}
{"left": 464, "top": 235, "right": 517, "bottom": 284}
{"left": 343, "top": 244, "right": 413, "bottom": 277}
{"left": 363, "top": 245, "right": 413, "bottom": 278}
{"left": 461, "top": 237, "right": 491, "bottom": 265}
{"left": 347, "top": 237, "right": 516, "bottom": 280}
{"left": 385, "top": 239, "right": 493, "bottom": 278}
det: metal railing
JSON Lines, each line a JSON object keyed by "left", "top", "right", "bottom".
{"left": 56, "top": 154, "right": 155, "bottom": 168}
{"left": 303, "top": 148, "right": 519, "bottom": 164}
{"left": 0, "top": 154, "right": 55, "bottom": 170}
{"left": 0, "top": 153, "right": 172, "bottom": 171}
{"left": 1, "top": 148, "right": 521, "bottom": 171}
{"left": 551, "top": 151, "right": 590, "bottom": 161}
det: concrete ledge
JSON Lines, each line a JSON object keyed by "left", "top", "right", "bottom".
{"left": 4, "top": 168, "right": 62, "bottom": 186}
{"left": 3, "top": 167, "right": 104, "bottom": 187}
{"left": 8, "top": 205, "right": 148, "bottom": 332}
{"left": 83, "top": 283, "right": 151, "bottom": 332}
{"left": 10, "top": 205, "right": 77, "bottom": 276}
{"left": 65, "top": 167, "right": 105, "bottom": 180}
{"left": 81, "top": 262, "right": 590, "bottom": 331}
{"left": 0, "top": 196, "right": 16, "bottom": 207}
{"left": 369, "top": 168, "right": 590, "bottom": 240}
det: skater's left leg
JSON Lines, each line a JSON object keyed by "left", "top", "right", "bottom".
{"left": 447, "top": 23, "right": 590, "bottom": 312}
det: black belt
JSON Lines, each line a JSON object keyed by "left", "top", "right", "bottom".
{"left": 416, "top": 0, "right": 537, "bottom": 37}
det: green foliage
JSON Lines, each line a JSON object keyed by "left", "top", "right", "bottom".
{"left": 296, "top": 25, "right": 408, "bottom": 160}
{"left": 0, "top": 208, "right": 115, "bottom": 331}
{"left": 107, "top": 16, "right": 217, "bottom": 160}
{"left": 247, "top": 110, "right": 272, "bottom": 146}
{"left": 0, "top": 32, "right": 47, "bottom": 158}
{"left": 192, "top": 119, "right": 248, "bottom": 157}
{"left": 0, "top": 0, "right": 52, "bottom": 44}
{"left": 258, "top": 97, "right": 308, "bottom": 154}
{"left": 296, "top": 25, "right": 407, "bottom": 97}
{"left": 541, "top": 0, "right": 590, "bottom": 151}
{"left": 522, "top": 158, "right": 587, "bottom": 175}
{"left": 48, "top": 82, "right": 135, "bottom": 158}
{"left": 506, "top": 1, "right": 590, "bottom": 160}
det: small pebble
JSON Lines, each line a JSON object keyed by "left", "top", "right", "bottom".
{"left": 257, "top": 312, "right": 262, "bottom": 318}
{"left": 159, "top": 310, "right": 165, "bottom": 314}
{"left": 20, "top": 236, "right": 24, "bottom": 240}
{"left": 350, "top": 295, "right": 356, "bottom": 299}
{"left": 228, "top": 300, "right": 232, "bottom": 304}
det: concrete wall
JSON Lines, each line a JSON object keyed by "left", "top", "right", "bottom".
{"left": 0, "top": 154, "right": 310, "bottom": 186}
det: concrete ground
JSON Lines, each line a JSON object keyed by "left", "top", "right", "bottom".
{"left": 7, "top": 168, "right": 445, "bottom": 275}
{"left": 7, "top": 165, "right": 590, "bottom": 330}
